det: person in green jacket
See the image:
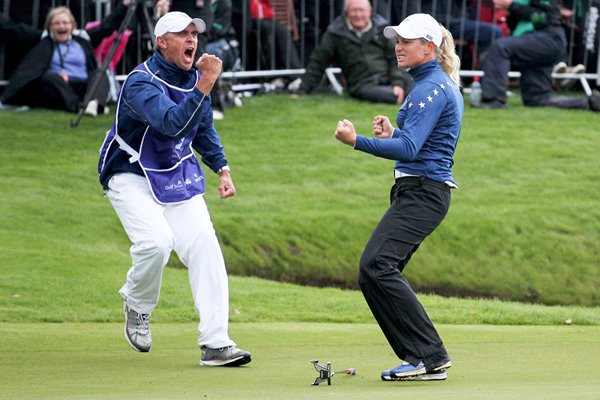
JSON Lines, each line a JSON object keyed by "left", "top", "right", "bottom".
{"left": 293, "top": 0, "right": 412, "bottom": 105}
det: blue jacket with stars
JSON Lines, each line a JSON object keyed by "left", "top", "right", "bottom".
{"left": 354, "top": 60, "right": 463, "bottom": 186}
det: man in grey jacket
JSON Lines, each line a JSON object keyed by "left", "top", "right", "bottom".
{"left": 295, "top": 0, "right": 412, "bottom": 104}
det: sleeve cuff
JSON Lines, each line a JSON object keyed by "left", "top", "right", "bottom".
{"left": 353, "top": 135, "right": 365, "bottom": 150}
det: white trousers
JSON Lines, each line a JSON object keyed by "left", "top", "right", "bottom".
{"left": 106, "top": 173, "right": 235, "bottom": 348}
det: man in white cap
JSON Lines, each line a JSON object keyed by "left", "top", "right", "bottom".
{"left": 98, "top": 11, "right": 251, "bottom": 367}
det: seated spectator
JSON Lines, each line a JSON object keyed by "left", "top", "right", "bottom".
{"left": 298, "top": 0, "right": 386, "bottom": 67}
{"left": 1, "top": 2, "right": 131, "bottom": 115}
{"left": 293, "top": 0, "right": 412, "bottom": 105}
{"left": 0, "top": 0, "right": 105, "bottom": 78}
{"left": 476, "top": 0, "right": 600, "bottom": 111}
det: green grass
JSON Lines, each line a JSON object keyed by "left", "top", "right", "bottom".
{"left": 2, "top": 322, "right": 599, "bottom": 399}
{"left": 0, "top": 95, "right": 598, "bottom": 324}
{"left": 0, "top": 94, "right": 599, "bottom": 312}
{"left": 1, "top": 95, "right": 600, "bottom": 399}
{"left": 195, "top": 94, "right": 600, "bottom": 305}
{"left": 3, "top": 271, "right": 600, "bottom": 325}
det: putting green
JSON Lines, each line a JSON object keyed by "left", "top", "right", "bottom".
{"left": 1, "top": 322, "right": 599, "bottom": 399}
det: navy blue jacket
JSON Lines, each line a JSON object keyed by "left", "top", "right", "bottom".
{"left": 354, "top": 60, "right": 463, "bottom": 185}
{"left": 98, "top": 51, "right": 227, "bottom": 189}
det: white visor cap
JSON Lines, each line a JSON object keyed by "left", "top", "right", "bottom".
{"left": 154, "top": 11, "right": 206, "bottom": 38}
{"left": 383, "top": 13, "right": 442, "bottom": 47}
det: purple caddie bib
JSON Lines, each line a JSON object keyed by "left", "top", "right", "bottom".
{"left": 101, "top": 62, "right": 207, "bottom": 204}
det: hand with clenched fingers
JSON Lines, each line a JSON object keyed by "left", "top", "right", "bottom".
{"left": 195, "top": 53, "right": 222, "bottom": 95}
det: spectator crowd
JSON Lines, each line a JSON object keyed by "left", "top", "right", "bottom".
{"left": 1, "top": 0, "right": 599, "bottom": 115}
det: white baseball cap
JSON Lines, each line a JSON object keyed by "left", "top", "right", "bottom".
{"left": 383, "top": 13, "right": 442, "bottom": 47}
{"left": 154, "top": 11, "right": 206, "bottom": 38}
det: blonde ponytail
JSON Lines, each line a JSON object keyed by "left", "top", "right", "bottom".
{"left": 436, "top": 26, "right": 461, "bottom": 87}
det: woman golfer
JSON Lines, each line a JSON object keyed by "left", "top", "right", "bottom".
{"left": 334, "top": 13, "right": 463, "bottom": 381}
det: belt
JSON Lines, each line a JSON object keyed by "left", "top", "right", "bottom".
{"left": 393, "top": 170, "right": 418, "bottom": 179}
{"left": 393, "top": 171, "right": 452, "bottom": 190}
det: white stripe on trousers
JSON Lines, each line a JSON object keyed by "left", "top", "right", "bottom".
{"left": 106, "top": 172, "right": 235, "bottom": 349}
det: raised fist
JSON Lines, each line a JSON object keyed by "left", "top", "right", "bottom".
{"left": 195, "top": 54, "right": 223, "bottom": 95}
{"left": 196, "top": 53, "right": 222, "bottom": 78}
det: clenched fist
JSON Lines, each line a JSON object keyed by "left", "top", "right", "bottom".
{"left": 196, "top": 53, "right": 222, "bottom": 95}
{"left": 372, "top": 115, "right": 393, "bottom": 138}
{"left": 334, "top": 119, "right": 357, "bottom": 146}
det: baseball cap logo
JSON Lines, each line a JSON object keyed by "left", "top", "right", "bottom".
{"left": 382, "top": 13, "right": 443, "bottom": 47}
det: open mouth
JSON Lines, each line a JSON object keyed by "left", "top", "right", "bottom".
{"left": 184, "top": 47, "right": 195, "bottom": 64}
{"left": 54, "top": 29, "right": 70, "bottom": 38}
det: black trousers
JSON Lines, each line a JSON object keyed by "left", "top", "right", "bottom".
{"left": 358, "top": 176, "right": 451, "bottom": 368}
{"left": 38, "top": 71, "right": 109, "bottom": 113}
{"left": 480, "top": 27, "right": 568, "bottom": 106}
{"left": 39, "top": 72, "right": 85, "bottom": 112}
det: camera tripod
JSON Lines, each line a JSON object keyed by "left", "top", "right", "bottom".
{"left": 71, "top": 0, "right": 156, "bottom": 128}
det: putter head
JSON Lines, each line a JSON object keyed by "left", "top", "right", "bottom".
{"left": 311, "top": 360, "right": 332, "bottom": 385}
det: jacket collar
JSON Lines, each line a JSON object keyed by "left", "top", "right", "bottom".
{"left": 408, "top": 60, "right": 441, "bottom": 81}
{"left": 148, "top": 51, "right": 198, "bottom": 88}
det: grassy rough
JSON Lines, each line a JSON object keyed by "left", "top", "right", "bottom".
{"left": 0, "top": 94, "right": 599, "bottom": 308}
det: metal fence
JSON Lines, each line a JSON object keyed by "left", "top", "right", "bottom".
{"left": 1, "top": 0, "right": 599, "bottom": 87}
